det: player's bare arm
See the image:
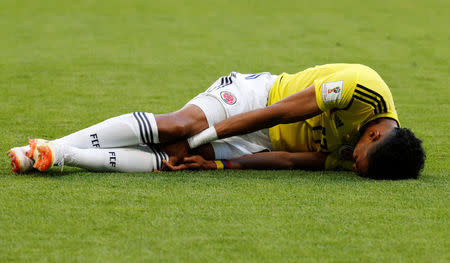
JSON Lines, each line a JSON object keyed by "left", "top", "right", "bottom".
{"left": 215, "top": 85, "right": 320, "bottom": 139}
{"left": 185, "top": 85, "right": 321, "bottom": 152}
{"left": 163, "top": 151, "right": 328, "bottom": 171}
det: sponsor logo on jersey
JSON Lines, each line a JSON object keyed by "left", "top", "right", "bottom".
{"left": 322, "top": 80, "right": 343, "bottom": 102}
{"left": 220, "top": 91, "right": 237, "bottom": 105}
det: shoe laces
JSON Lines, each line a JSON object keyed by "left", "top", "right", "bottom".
{"left": 56, "top": 155, "right": 66, "bottom": 173}
{"left": 52, "top": 142, "right": 67, "bottom": 173}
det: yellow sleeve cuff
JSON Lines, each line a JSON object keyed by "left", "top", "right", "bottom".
{"left": 214, "top": 160, "right": 224, "bottom": 170}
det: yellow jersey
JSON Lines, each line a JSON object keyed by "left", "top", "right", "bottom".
{"left": 267, "top": 64, "right": 399, "bottom": 170}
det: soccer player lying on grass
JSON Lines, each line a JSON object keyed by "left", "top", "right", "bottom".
{"left": 7, "top": 64, "right": 425, "bottom": 179}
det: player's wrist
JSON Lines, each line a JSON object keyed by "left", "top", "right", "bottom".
{"left": 187, "top": 126, "right": 218, "bottom": 149}
{"left": 214, "top": 159, "right": 231, "bottom": 170}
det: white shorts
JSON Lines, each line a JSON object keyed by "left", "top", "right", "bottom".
{"left": 187, "top": 72, "right": 278, "bottom": 159}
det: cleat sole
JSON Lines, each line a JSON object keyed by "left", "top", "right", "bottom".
{"left": 7, "top": 150, "right": 21, "bottom": 173}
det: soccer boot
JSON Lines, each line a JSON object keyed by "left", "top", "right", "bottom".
{"left": 7, "top": 146, "right": 34, "bottom": 173}
{"left": 28, "top": 139, "right": 65, "bottom": 172}
{"left": 26, "top": 139, "right": 46, "bottom": 160}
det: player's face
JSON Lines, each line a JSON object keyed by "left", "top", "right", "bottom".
{"left": 352, "top": 143, "right": 370, "bottom": 176}
{"left": 352, "top": 119, "right": 397, "bottom": 176}
{"left": 352, "top": 133, "right": 381, "bottom": 176}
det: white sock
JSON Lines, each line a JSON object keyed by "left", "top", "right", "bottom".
{"left": 53, "top": 112, "right": 159, "bottom": 149}
{"left": 61, "top": 145, "right": 168, "bottom": 172}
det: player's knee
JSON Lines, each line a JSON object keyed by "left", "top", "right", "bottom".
{"left": 156, "top": 107, "right": 209, "bottom": 142}
{"left": 157, "top": 117, "right": 191, "bottom": 140}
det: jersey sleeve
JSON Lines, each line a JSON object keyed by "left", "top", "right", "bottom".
{"left": 314, "top": 69, "right": 357, "bottom": 112}
{"left": 324, "top": 151, "right": 354, "bottom": 171}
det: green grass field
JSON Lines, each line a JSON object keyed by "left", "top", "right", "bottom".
{"left": 1, "top": 0, "right": 449, "bottom": 262}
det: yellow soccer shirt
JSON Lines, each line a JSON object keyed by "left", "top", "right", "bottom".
{"left": 267, "top": 64, "right": 399, "bottom": 170}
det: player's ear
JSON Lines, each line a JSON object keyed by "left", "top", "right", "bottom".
{"left": 368, "top": 130, "right": 381, "bottom": 142}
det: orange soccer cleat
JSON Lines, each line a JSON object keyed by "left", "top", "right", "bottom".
{"left": 27, "top": 139, "right": 66, "bottom": 172}
{"left": 26, "top": 138, "right": 41, "bottom": 159}
{"left": 7, "top": 146, "right": 34, "bottom": 173}
{"left": 27, "top": 139, "right": 55, "bottom": 172}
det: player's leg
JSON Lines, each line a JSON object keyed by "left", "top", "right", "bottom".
{"left": 29, "top": 137, "right": 218, "bottom": 173}
{"left": 51, "top": 78, "right": 230, "bottom": 149}
{"left": 31, "top": 140, "right": 169, "bottom": 172}
{"left": 8, "top": 112, "right": 158, "bottom": 173}
{"left": 27, "top": 75, "right": 233, "bottom": 173}
{"left": 24, "top": 72, "right": 235, "bottom": 157}
{"left": 50, "top": 106, "right": 211, "bottom": 148}
{"left": 7, "top": 76, "right": 224, "bottom": 173}
{"left": 47, "top": 99, "right": 221, "bottom": 172}
{"left": 52, "top": 111, "right": 162, "bottom": 149}
{"left": 8, "top": 112, "right": 161, "bottom": 173}
{"left": 51, "top": 73, "right": 241, "bottom": 149}
{"left": 19, "top": 93, "right": 223, "bottom": 173}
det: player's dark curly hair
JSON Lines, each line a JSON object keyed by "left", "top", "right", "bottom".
{"left": 366, "top": 127, "right": 425, "bottom": 180}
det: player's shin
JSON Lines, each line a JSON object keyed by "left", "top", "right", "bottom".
{"left": 64, "top": 146, "right": 168, "bottom": 172}
{"left": 52, "top": 112, "right": 160, "bottom": 149}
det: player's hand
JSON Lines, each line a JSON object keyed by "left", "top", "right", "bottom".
{"left": 162, "top": 155, "right": 216, "bottom": 171}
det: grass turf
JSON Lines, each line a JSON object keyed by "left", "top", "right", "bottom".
{"left": 0, "top": 0, "right": 448, "bottom": 262}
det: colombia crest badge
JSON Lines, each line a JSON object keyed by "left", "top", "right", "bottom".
{"left": 220, "top": 91, "right": 237, "bottom": 105}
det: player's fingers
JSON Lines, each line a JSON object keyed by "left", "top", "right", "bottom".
{"left": 162, "top": 160, "right": 187, "bottom": 171}
{"left": 172, "top": 164, "right": 189, "bottom": 171}
{"left": 162, "top": 159, "right": 176, "bottom": 171}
